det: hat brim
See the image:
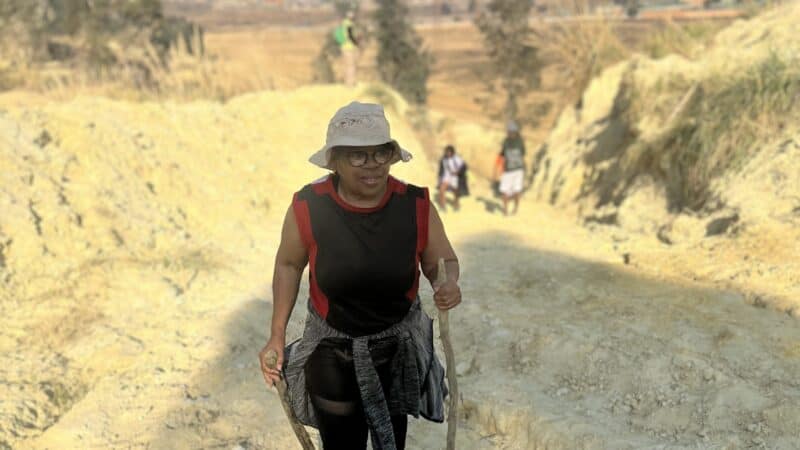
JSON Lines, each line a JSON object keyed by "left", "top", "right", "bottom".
{"left": 309, "top": 140, "right": 413, "bottom": 170}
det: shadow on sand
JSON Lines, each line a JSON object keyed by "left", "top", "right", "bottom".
{"left": 150, "top": 230, "right": 800, "bottom": 449}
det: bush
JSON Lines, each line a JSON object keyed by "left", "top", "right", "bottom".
{"left": 640, "top": 20, "right": 725, "bottom": 60}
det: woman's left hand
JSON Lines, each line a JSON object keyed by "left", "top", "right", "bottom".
{"left": 434, "top": 279, "right": 461, "bottom": 311}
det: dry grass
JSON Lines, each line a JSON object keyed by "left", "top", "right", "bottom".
{"left": 0, "top": 14, "right": 731, "bottom": 123}
{"left": 533, "top": 18, "right": 630, "bottom": 106}
{"left": 629, "top": 51, "right": 800, "bottom": 210}
{"left": 638, "top": 20, "right": 727, "bottom": 60}
{"left": 0, "top": 27, "right": 284, "bottom": 102}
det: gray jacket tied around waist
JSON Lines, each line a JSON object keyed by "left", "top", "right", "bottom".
{"left": 283, "top": 298, "right": 448, "bottom": 450}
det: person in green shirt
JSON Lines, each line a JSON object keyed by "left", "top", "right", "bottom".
{"left": 334, "top": 11, "right": 360, "bottom": 86}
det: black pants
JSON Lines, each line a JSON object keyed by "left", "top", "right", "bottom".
{"left": 304, "top": 337, "right": 407, "bottom": 450}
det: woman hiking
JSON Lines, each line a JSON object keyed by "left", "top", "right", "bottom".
{"left": 259, "top": 101, "right": 462, "bottom": 450}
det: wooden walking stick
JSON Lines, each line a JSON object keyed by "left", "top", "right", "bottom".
{"left": 434, "top": 258, "right": 458, "bottom": 450}
{"left": 264, "top": 350, "right": 315, "bottom": 450}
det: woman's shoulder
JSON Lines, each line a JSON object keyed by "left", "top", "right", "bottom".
{"left": 389, "top": 176, "right": 430, "bottom": 199}
{"left": 294, "top": 174, "right": 333, "bottom": 200}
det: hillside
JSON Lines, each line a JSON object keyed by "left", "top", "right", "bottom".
{"left": 528, "top": 2, "right": 800, "bottom": 316}
{"left": 0, "top": 85, "right": 434, "bottom": 448}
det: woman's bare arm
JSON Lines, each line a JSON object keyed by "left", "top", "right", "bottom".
{"left": 260, "top": 205, "right": 308, "bottom": 386}
{"left": 270, "top": 205, "right": 309, "bottom": 338}
{"left": 421, "top": 204, "right": 461, "bottom": 310}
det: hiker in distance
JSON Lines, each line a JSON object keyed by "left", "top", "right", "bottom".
{"left": 436, "top": 144, "right": 468, "bottom": 212}
{"left": 259, "top": 101, "right": 461, "bottom": 450}
{"left": 334, "top": 11, "right": 360, "bottom": 86}
{"left": 494, "top": 120, "right": 526, "bottom": 215}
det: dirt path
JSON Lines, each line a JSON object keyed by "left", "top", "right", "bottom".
{"left": 434, "top": 187, "right": 800, "bottom": 449}
{"left": 10, "top": 179, "right": 797, "bottom": 449}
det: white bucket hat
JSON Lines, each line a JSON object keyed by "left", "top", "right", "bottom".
{"left": 309, "top": 101, "right": 413, "bottom": 170}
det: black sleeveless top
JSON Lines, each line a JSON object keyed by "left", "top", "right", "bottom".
{"left": 292, "top": 174, "right": 430, "bottom": 336}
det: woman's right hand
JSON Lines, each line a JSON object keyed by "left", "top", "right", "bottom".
{"left": 259, "top": 335, "right": 286, "bottom": 388}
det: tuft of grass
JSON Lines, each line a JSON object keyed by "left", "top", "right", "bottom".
{"left": 740, "top": 0, "right": 784, "bottom": 19}
{"left": 535, "top": 18, "right": 630, "bottom": 105}
{"left": 362, "top": 83, "right": 399, "bottom": 114}
{"left": 639, "top": 20, "right": 725, "bottom": 60}
{"left": 0, "top": 64, "right": 21, "bottom": 91}
{"left": 632, "top": 52, "right": 800, "bottom": 210}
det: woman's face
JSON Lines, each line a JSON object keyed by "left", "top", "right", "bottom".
{"left": 332, "top": 144, "right": 394, "bottom": 198}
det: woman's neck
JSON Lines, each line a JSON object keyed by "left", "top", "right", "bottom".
{"left": 335, "top": 174, "right": 387, "bottom": 208}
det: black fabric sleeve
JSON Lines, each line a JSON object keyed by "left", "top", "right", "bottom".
{"left": 348, "top": 26, "right": 359, "bottom": 46}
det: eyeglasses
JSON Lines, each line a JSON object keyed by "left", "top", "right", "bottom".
{"left": 343, "top": 147, "right": 394, "bottom": 167}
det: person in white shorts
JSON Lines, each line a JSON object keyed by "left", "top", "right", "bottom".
{"left": 494, "top": 120, "right": 526, "bottom": 215}
{"left": 437, "top": 145, "right": 466, "bottom": 211}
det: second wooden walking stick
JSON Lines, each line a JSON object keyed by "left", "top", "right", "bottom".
{"left": 265, "top": 349, "right": 315, "bottom": 450}
{"left": 434, "top": 258, "right": 458, "bottom": 450}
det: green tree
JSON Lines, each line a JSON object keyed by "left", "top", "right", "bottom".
{"left": 474, "top": 0, "right": 542, "bottom": 123}
{"left": 372, "top": 0, "right": 433, "bottom": 105}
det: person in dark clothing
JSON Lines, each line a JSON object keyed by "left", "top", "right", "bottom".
{"left": 259, "top": 102, "right": 461, "bottom": 450}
